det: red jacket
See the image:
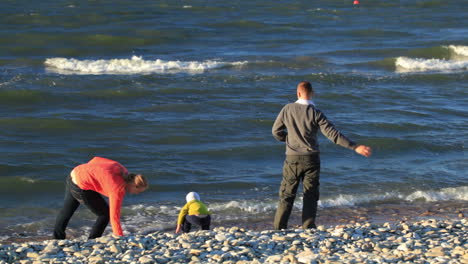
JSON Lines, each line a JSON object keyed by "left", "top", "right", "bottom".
{"left": 73, "top": 157, "right": 127, "bottom": 236}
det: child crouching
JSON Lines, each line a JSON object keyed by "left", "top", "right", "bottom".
{"left": 176, "top": 192, "right": 211, "bottom": 233}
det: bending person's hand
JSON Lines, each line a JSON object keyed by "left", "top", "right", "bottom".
{"left": 355, "top": 145, "right": 372, "bottom": 157}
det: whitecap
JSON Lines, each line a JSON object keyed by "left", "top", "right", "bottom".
{"left": 319, "top": 186, "right": 467, "bottom": 207}
{"left": 44, "top": 56, "right": 248, "bottom": 75}
{"left": 19, "top": 177, "right": 37, "bottom": 183}
{"left": 447, "top": 45, "right": 468, "bottom": 57}
{"left": 318, "top": 192, "right": 404, "bottom": 208}
{"left": 405, "top": 186, "right": 468, "bottom": 202}
{"left": 210, "top": 200, "right": 277, "bottom": 213}
{"left": 395, "top": 56, "right": 468, "bottom": 72}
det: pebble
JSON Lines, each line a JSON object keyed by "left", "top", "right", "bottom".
{"left": 0, "top": 219, "right": 466, "bottom": 264}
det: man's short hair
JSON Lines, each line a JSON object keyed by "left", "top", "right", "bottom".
{"left": 297, "top": 81, "right": 313, "bottom": 94}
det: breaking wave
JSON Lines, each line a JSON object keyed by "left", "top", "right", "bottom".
{"left": 395, "top": 57, "right": 468, "bottom": 72}
{"left": 395, "top": 45, "right": 468, "bottom": 73}
{"left": 194, "top": 186, "right": 468, "bottom": 212}
{"left": 44, "top": 56, "right": 248, "bottom": 75}
{"left": 447, "top": 45, "right": 468, "bottom": 56}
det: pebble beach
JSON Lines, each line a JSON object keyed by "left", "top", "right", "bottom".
{"left": 1, "top": 1, "right": 467, "bottom": 263}
{"left": 1, "top": 218, "right": 466, "bottom": 264}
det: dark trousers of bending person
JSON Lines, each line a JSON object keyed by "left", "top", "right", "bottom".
{"left": 53, "top": 177, "right": 110, "bottom": 239}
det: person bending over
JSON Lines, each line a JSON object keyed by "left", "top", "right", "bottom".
{"left": 53, "top": 156, "right": 148, "bottom": 239}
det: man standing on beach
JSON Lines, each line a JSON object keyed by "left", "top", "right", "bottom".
{"left": 272, "top": 81, "right": 372, "bottom": 230}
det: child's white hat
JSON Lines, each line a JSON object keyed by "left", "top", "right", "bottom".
{"left": 186, "top": 192, "right": 200, "bottom": 203}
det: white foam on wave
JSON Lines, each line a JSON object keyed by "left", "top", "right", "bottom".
{"left": 44, "top": 56, "right": 247, "bottom": 75}
{"left": 115, "top": 185, "right": 468, "bottom": 234}
{"left": 124, "top": 186, "right": 467, "bottom": 217}
{"left": 319, "top": 192, "right": 404, "bottom": 208}
{"left": 405, "top": 186, "right": 468, "bottom": 202}
{"left": 321, "top": 186, "right": 468, "bottom": 207}
{"left": 395, "top": 56, "right": 468, "bottom": 73}
{"left": 447, "top": 45, "right": 468, "bottom": 56}
{"left": 19, "top": 176, "right": 38, "bottom": 183}
{"left": 395, "top": 45, "right": 468, "bottom": 73}
{"left": 210, "top": 200, "right": 277, "bottom": 213}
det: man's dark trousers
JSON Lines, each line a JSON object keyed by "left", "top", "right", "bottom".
{"left": 274, "top": 155, "right": 320, "bottom": 230}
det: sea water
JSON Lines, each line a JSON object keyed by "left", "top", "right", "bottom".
{"left": 0, "top": 0, "right": 466, "bottom": 240}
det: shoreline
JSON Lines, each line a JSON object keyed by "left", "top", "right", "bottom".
{"left": 216, "top": 200, "right": 467, "bottom": 234}
{"left": 0, "top": 201, "right": 466, "bottom": 263}
{"left": 0, "top": 200, "right": 466, "bottom": 245}
{"left": 0, "top": 218, "right": 466, "bottom": 263}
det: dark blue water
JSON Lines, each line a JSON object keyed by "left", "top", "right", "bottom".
{"left": 0, "top": 0, "right": 466, "bottom": 240}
